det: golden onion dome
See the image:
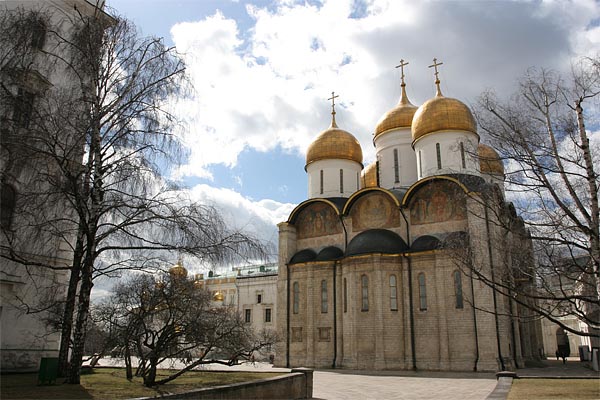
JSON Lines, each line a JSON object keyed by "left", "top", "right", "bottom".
{"left": 411, "top": 94, "right": 477, "bottom": 143}
{"left": 169, "top": 261, "right": 187, "bottom": 279}
{"left": 478, "top": 143, "right": 504, "bottom": 176}
{"left": 213, "top": 291, "right": 224, "bottom": 302}
{"left": 374, "top": 85, "right": 418, "bottom": 139}
{"left": 360, "top": 162, "right": 378, "bottom": 188}
{"left": 305, "top": 115, "right": 363, "bottom": 169}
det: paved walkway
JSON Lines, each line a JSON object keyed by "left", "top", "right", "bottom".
{"left": 312, "top": 370, "right": 497, "bottom": 400}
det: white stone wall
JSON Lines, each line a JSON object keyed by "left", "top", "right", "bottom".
{"left": 374, "top": 128, "right": 418, "bottom": 189}
{"left": 307, "top": 159, "right": 362, "bottom": 199}
{"left": 414, "top": 131, "right": 479, "bottom": 179}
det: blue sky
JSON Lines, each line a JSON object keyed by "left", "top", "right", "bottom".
{"left": 104, "top": 0, "right": 600, "bottom": 246}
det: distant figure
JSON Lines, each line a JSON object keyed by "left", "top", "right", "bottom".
{"left": 555, "top": 327, "right": 570, "bottom": 364}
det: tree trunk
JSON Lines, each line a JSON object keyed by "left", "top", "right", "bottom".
{"left": 143, "top": 356, "right": 158, "bottom": 387}
{"left": 65, "top": 252, "right": 94, "bottom": 384}
{"left": 125, "top": 345, "right": 132, "bottom": 380}
{"left": 57, "top": 230, "right": 85, "bottom": 377}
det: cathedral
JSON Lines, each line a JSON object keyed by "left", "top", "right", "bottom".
{"left": 275, "top": 60, "right": 543, "bottom": 372}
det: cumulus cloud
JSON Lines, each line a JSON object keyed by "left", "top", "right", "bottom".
{"left": 170, "top": 0, "right": 600, "bottom": 179}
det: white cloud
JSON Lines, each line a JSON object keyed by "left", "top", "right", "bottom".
{"left": 169, "top": 0, "right": 600, "bottom": 180}
{"left": 188, "top": 183, "right": 295, "bottom": 248}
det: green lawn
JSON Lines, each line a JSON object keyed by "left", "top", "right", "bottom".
{"left": 508, "top": 378, "right": 600, "bottom": 400}
{"left": 1, "top": 368, "right": 285, "bottom": 399}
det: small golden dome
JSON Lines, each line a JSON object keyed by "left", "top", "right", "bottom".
{"left": 374, "top": 86, "right": 418, "bottom": 139}
{"left": 411, "top": 95, "right": 477, "bottom": 143}
{"left": 305, "top": 121, "right": 363, "bottom": 169}
{"left": 213, "top": 291, "right": 224, "bottom": 302}
{"left": 169, "top": 262, "right": 187, "bottom": 279}
{"left": 478, "top": 143, "right": 504, "bottom": 176}
{"left": 360, "top": 162, "right": 378, "bottom": 188}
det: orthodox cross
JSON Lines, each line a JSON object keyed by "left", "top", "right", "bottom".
{"left": 328, "top": 91, "right": 339, "bottom": 127}
{"left": 428, "top": 57, "right": 444, "bottom": 95}
{"left": 395, "top": 59, "right": 409, "bottom": 86}
{"left": 328, "top": 91, "right": 339, "bottom": 115}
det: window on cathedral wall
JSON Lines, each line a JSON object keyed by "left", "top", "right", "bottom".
{"left": 245, "top": 309, "right": 252, "bottom": 323}
{"left": 343, "top": 278, "right": 347, "bottom": 313}
{"left": 293, "top": 281, "right": 299, "bottom": 314}
{"left": 320, "top": 170, "right": 324, "bottom": 194}
{"left": 339, "top": 169, "right": 343, "bottom": 194}
{"left": 321, "top": 279, "right": 328, "bottom": 313}
{"left": 418, "top": 151, "right": 423, "bottom": 178}
{"left": 436, "top": 143, "right": 442, "bottom": 170}
{"left": 361, "top": 274, "right": 369, "bottom": 311}
{"left": 418, "top": 273, "right": 427, "bottom": 311}
{"left": 393, "top": 149, "right": 399, "bottom": 183}
{"left": 460, "top": 142, "right": 466, "bottom": 169}
{"left": 390, "top": 274, "right": 398, "bottom": 311}
{"left": 265, "top": 308, "right": 272, "bottom": 322}
{"left": 454, "top": 270, "right": 464, "bottom": 309}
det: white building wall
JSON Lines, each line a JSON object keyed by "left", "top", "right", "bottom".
{"left": 374, "top": 128, "right": 417, "bottom": 189}
{"left": 414, "top": 131, "right": 479, "bottom": 179}
{"left": 307, "top": 159, "right": 362, "bottom": 199}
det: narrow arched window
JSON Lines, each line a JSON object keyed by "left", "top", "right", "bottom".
{"left": 390, "top": 274, "right": 398, "bottom": 311}
{"left": 321, "top": 280, "right": 328, "bottom": 313}
{"left": 339, "top": 169, "right": 344, "bottom": 194}
{"left": 320, "top": 170, "right": 324, "bottom": 194}
{"left": 361, "top": 274, "right": 369, "bottom": 311}
{"left": 293, "top": 281, "right": 300, "bottom": 314}
{"left": 418, "top": 151, "right": 423, "bottom": 178}
{"left": 436, "top": 143, "right": 442, "bottom": 169}
{"left": 343, "top": 278, "right": 347, "bottom": 312}
{"left": 393, "top": 149, "right": 399, "bottom": 183}
{"left": 454, "top": 270, "right": 464, "bottom": 309}
{"left": 418, "top": 273, "right": 427, "bottom": 311}
{"left": 1, "top": 183, "right": 16, "bottom": 230}
{"left": 460, "top": 142, "right": 466, "bottom": 169}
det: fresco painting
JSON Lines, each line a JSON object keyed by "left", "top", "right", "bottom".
{"left": 410, "top": 181, "right": 467, "bottom": 225}
{"left": 351, "top": 192, "right": 399, "bottom": 230}
{"left": 295, "top": 202, "right": 342, "bottom": 239}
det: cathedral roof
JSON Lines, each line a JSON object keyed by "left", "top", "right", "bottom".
{"left": 411, "top": 59, "right": 477, "bottom": 143}
{"left": 374, "top": 84, "right": 418, "bottom": 139}
{"left": 411, "top": 94, "right": 477, "bottom": 143}
{"left": 305, "top": 96, "right": 363, "bottom": 169}
{"left": 346, "top": 229, "right": 408, "bottom": 256}
{"left": 360, "top": 162, "right": 378, "bottom": 188}
{"left": 289, "top": 248, "right": 317, "bottom": 264}
{"left": 478, "top": 143, "right": 504, "bottom": 176}
{"left": 305, "top": 121, "right": 363, "bottom": 169}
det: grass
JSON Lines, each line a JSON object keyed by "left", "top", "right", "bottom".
{"left": 508, "top": 378, "right": 600, "bottom": 400}
{"left": 1, "top": 368, "right": 286, "bottom": 400}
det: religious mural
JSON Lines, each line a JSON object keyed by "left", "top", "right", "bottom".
{"left": 350, "top": 192, "right": 400, "bottom": 231}
{"left": 295, "top": 202, "right": 342, "bottom": 239}
{"left": 409, "top": 180, "right": 466, "bottom": 225}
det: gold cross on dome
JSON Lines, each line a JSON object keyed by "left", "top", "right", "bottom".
{"left": 428, "top": 57, "right": 444, "bottom": 95}
{"left": 395, "top": 59, "right": 409, "bottom": 85}
{"left": 328, "top": 91, "right": 339, "bottom": 115}
{"left": 428, "top": 57, "right": 443, "bottom": 82}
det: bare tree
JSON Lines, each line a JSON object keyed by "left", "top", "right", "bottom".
{"left": 471, "top": 56, "right": 600, "bottom": 344}
{"left": 96, "top": 272, "right": 275, "bottom": 387}
{"left": 1, "top": 5, "right": 265, "bottom": 383}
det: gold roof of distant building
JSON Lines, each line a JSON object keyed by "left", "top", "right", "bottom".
{"left": 478, "top": 143, "right": 504, "bottom": 176}
{"left": 169, "top": 260, "right": 187, "bottom": 278}
{"left": 361, "top": 162, "right": 378, "bottom": 188}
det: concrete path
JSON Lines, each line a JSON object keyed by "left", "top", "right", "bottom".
{"left": 312, "top": 370, "right": 497, "bottom": 400}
